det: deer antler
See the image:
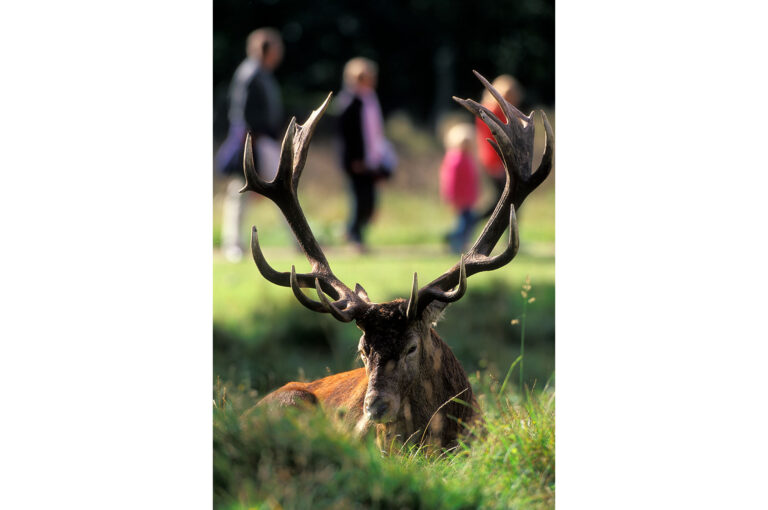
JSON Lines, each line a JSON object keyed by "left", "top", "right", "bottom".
{"left": 240, "top": 93, "right": 370, "bottom": 322}
{"left": 407, "top": 70, "right": 554, "bottom": 316}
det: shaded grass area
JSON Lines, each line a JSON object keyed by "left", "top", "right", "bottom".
{"left": 214, "top": 378, "right": 554, "bottom": 509}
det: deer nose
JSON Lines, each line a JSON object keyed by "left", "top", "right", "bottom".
{"left": 366, "top": 397, "right": 389, "bottom": 422}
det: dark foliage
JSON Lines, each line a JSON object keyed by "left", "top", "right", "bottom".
{"left": 214, "top": 0, "right": 554, "bottom": 137}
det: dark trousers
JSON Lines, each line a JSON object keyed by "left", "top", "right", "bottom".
{"left": 215, "top": 122, "right": 247, "bottom": 176}
{"left": 447, "top": 209, "right": 476, "bottom": 254}
{"left": 347, "top": 172, "right": 377, "bottom": 243}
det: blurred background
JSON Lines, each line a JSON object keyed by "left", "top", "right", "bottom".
{"left": 213, "top": 0, "right": 555, "bottom": 396}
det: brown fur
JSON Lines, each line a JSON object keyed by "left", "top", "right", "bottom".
{"left": 259, "top": 299, "right": 479, "bottom": 449}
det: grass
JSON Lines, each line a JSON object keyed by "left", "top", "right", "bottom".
{"left": 214, "top": 376, "right": 554, "bottom": 509}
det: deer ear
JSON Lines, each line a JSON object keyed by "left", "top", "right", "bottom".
{"left": 421, "top": 301, "right": 448, "bottom": 326}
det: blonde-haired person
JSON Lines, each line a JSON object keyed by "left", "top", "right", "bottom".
{"left": 336, "top": 57, "right": 396, "bottom": 253}
{"left": 475, "top": 74, "right": 524, "bottom": 220}
{"left": 440, "top": 123, "right": 479, "bottom": 254}
{"left": 216, "top": 28, "right": 284, "bottom": 261}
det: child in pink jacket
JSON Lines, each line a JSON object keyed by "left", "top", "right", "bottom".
{"left": 440, "top": 123, "right": 479, "bottom": 254}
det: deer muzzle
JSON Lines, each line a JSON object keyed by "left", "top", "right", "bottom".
{"left": 364, "top": 367, "right": 400, "bottom": 424}
{"left": 365, "top": 396, "right": 391, "bottom": 422}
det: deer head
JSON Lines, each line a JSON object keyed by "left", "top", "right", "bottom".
{"left": 241, "top": 71, "right": 553, "bottom": 430}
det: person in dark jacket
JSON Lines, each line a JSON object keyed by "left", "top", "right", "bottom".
{"left": 336, "top": 57, "right": 394, "bottom": 252}
{"left": 215, "top": 28, "right": 283, "bottom": 261}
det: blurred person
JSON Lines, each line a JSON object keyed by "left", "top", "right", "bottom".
{"left": 440, "top": 123, "right": 479, "bottom": 254}
{"left": 475, "top": 74, "right": 523, "bottom": 220}
{"left": 215, "top": 28, "right": 284, "bottom": 261}
{"left": 336, "top": 57, "right": 396, "bottom": 253}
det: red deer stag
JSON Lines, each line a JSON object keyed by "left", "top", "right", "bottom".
{"left": 244, "top": 71, "right": 553, "bottom": 449}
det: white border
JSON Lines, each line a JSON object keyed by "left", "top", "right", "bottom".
{"left": 2, "top": 1, "right": 767, "bottom": 508}
{"left": 557, "top": 1, "right": 768, "bottom": 508}
{"left": 2, "top": 1, "right": 212, "bottom": 507}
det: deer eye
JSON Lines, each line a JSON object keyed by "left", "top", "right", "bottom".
{"left": 406, "top": 345, "right": 417, "bottom": 356}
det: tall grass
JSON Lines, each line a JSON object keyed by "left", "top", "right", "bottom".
{"left": 214, "top": 375, "right": 554, "bottom": 509}
{"left": 518, "top": 276, "right": 535, "bottom": 392}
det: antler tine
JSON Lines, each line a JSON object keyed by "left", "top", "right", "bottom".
{"left": 292, "top": 92, "right": 333, "bottom": 190}
{"left": 413, "top": 258, "right": 468, "bottom": 317}
{"left": 239, "top": 131, "right": 268, "bottom": 195}
{"left": 412, "top": 71, "right": 552, "bottom": 314}
{"left": 471, "top": 69, "right": 531, "bottom": 137}
{"left": 314, "top": 278, "right": 356, "bottom": 322}
{"left": 275, "top": 117, "right": 299, "bottom": 191}
{"left": 289, "top": 265, "right": 327, "bottom": 313}
{"left": 354, "top": 283, "right": 371, "bottom": 302}
{"left": 465, "top": 205, "right": 520, "bottom": 272}
{"left": 415, "top": 205, "right": 519, "bottom": 311}
{"left": 242, "top": 93, "right": 370, "bottom": 322}
{"left": 251, "top": 226, "right": 338, "bottom": 296}
{"left": 239, "top": 118, "right": 297, "bottom": 197}
{"left": 406, "top": 272, "right": 419, "bottom": 320}
{"left": 516, "top": 110, "right": 554, "bottom": 204}
{"left": 453, "top": 101, "right": 533, "bottom": 183}
{"left": 241, "top": 93, "right": 333, "bottom": 197}
{"left": 452, "top": 96, "right": 507, "bottom": 140}
{"left": 288, "top": 263, "right": 357, "bottom": 321}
